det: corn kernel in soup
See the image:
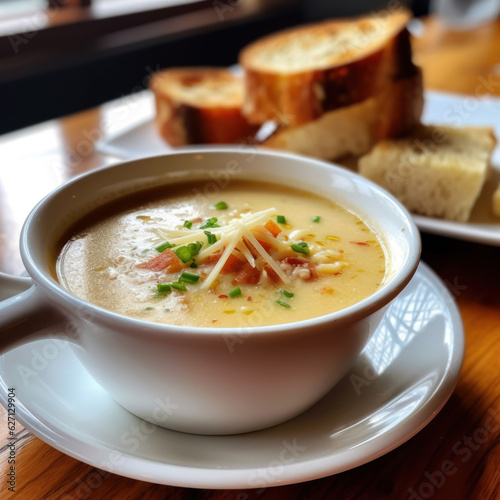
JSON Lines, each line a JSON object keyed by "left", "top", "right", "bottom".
{"left": 56, "top": 181, "right": 387, "bottom": 327}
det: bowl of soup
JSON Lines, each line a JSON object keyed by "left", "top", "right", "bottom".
{"left": 0, "top": 148, "right": 420, "bottom": 434}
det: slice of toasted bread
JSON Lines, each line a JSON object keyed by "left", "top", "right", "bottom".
{"left": 359, "top": 125, "right": 497, "bottom": 222}
{"left": 240, "top": 10, "right": 415, "bottom": 125}
{"left": 150, "top": 67, "right": 257, "bottom": 146}
{"left": 493, "top": 181, "right": 500, "bottom": 217}
{"left": 260, "top": 69, "right": 423, "bottom": 160}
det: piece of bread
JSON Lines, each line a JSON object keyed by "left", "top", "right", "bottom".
{"left": 260, "top": 69, "right": 423, "bottom": 160}
{"left": 239, "top": 10, "right": 415, "bottom": 126}
{"left": 150, "top": 68, "right": 257, "bottom": 146}
{"left": 493, "top": 182, "right": 500, "bottom": 217}
{"left": 358, "top": 125, "right": 497, "bottom": 222}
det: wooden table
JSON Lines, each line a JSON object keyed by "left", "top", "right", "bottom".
{"left": 1, "top": 15, "right": 500, "bottom": 500}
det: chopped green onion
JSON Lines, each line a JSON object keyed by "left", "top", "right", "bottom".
{"left": 179, "top": 271, "right": 200, "bottom": 284}
{"left": 190, "top": 261, "right": 198, "bottom": 268}
{"left": 290, "top": 242, "right": 310, "bottom": 255}
{"left": 176, "top": 241, "right": 202, "bottom": 263}
{"left": 312, "top": 216, "right": 321, "bottom": 223}
{"left": 164, "top": 308, "right": 171, "bottom": 312}
{"left": 187, "top": 241, "right": 202, "bottom": 256}
{"left": 280, "top": 290, "right": 294, "bottom": 298}
{"left": 157, "top": 284, "right": 172, "bottom": 293}
{"left": 145, "top": 307, "right": 154, "bottom": 311}
{"left": 228, "top": 287, "right": 241, "bottom": 297}
{"left": 204, "top": 230, "right": 217, "bottom": 245}
{"left": 213, "top": 201, "right": 228, "bottom": 210}
{"left": 277, "top": 215, "right": 286, "bottom": 224}
{"left": 155, "top": 241, "right": 174, "bottom": 253}
{"left": 200, "top": 217, "right": 220, "bottom": 229}
{"left": 184, "top": 220, "right": 193, "bottom": 229}
{"left": 276, "top": 300, "right": 291, "bottom": 308}
{"left": 171, "top": 282, "right": 187, "bottom": 291}
{"left": 175, "top": 246, "right": 192, "bottom": 263}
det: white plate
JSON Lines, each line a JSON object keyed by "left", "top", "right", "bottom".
{"left": 96, "top": 90, "right": 500, "bottom": 245}
{"left": 0, "top": 263, "right": 463, "bottom": 488}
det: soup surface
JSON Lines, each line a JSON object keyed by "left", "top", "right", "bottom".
{"left": 56, "top": 181, "right": 387, "bottom": 327}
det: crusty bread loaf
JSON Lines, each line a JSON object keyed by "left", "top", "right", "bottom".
{"left": 260, "top": 69, "right": 423, "bottom": 160}
{"left": 239, "top": 10, "right": 415, "bottom": 125}
{"left": 493, "top": 181, "right": 500, "bottom": 217}
{"left": 359, "top": 125, "right": 497, "bottom": 222}
{"left": 150, "top": 68, "right": 257, "bottom": 146}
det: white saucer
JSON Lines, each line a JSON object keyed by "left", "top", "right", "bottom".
{"left": 0, "top": 262, "right": 464, "bottom": 489}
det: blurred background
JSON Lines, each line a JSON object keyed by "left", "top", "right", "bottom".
{"left": 0, "top": 0, "right": 497, "bottom": 134}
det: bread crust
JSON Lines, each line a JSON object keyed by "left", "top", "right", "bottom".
{"left": 240, "top": 11, "right": 415, "bottom": 125}
{"left": 150, "top": 68, "right": 257, "bottom": 146}
{"left": 260, "top": 69, "right": 423, "bottom": 160}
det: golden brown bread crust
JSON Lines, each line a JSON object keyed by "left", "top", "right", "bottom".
{"left": 150, "top": 68, "right": 258, "bottom": 146}
{"left": 260, "top": 69, "right": 423, "bottom": 160}
{"left": 239, "top": 10, "right": 416, "bottom": 125}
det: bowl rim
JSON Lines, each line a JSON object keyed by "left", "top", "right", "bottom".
{"left": 20, "top": 147, "right": 421, "bottom": 337}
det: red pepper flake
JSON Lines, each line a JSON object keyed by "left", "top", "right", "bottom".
{"left": 218, "top": 294, "right": 229, "bottom": 299}
{"left": 212, "top": 319, "right": 218, "bottom": 323}
{"left": 247, "top": 296, "right": 252, "bottom": 302}
{"left": 350, "top": 241, "right": 370, "bottom": 246}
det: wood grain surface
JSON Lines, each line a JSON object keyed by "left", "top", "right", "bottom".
{"left": 1, "top": 14, "right": 500, "bottom": 500}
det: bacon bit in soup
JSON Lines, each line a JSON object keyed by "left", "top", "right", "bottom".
{"left": 263, "top": 264, "right": 281, "bottom": 283}
{"left": 264, "top": 219, "right": 282, "bottom": 237}
{"left": 233, "top": 263, "right": 261, "bottom": 285}
{"left": 350, "top": 241, "right": 370, "bottom": 246}
{"left": 190, "top": 217, "right": 203, "bottom": 223}
{"left": 221, "top": 253, "right": 243, "bottom": 273}
{"left": 137, "top": 249, "right": 184, "bottom": 273}
{"left": 247, "top": 296, "right": 252, "bottom": 302}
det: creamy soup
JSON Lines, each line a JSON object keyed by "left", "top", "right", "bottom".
{"left": 56, "top": 181, "right": 387, "bottom": 327}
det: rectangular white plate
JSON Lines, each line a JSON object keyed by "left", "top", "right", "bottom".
{"left": 96, "top": 90, "right": 500, "bottom": 246}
